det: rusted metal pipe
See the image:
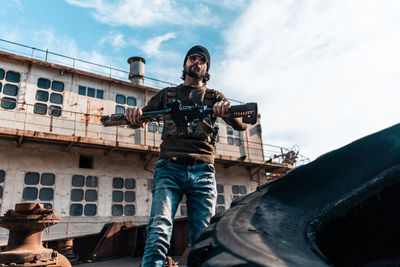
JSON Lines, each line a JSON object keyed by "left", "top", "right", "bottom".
{"left": 0, "top": 203, "right": 71, "bottom": 266}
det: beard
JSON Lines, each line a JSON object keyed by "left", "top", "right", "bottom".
{"left": 185, "top": 64, "right": 206, "bottom": 80}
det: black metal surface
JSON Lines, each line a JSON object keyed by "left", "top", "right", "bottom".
{"left": 189, "top": 123, "right": 400, "bottom": 266}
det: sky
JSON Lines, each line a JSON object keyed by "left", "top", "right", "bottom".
{"left": 1, "top": 0, "right": 400, "bottom": 161}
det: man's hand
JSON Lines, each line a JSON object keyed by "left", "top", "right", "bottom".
{"left": 213, "top": 101, "right": 231, "bottom": 118}
{"left": 126, "top": 107, "right": 144, "bottom": 127}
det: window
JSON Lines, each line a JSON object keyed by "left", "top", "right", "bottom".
{"left": 1, "top": 97, "right": 16, "bottom": 110}
{"left": 215, "top": 184, "right": 225, "bottom": 213}
{"left": 226, "top": 126, "right": 242, "bottom": 146}
{"left": 232, "top": 185, "right": 247, "bottom": 201}
{"left": 37, "top": 78, "right": 50, "bottom": 89}
{"left": 52, "top": 81, "right": 64, "bottom": 92}
{"left": 78, "top": 85, "right": 104, "bottom": 100}
{"left": 148, "top": 122, "right": 157, "bottom": 132}
{"left": 115, "top": 94, "right": 136, "bottom": 113}
{"left": 116, "top": 94, "right": 125, "bottom": 104}
{"left": 96, "top": 90, "right": 104, "bottom": 99}
{"left": 227, "top": 127, "right": 233, "bottom": 136}
{"left": 33, "top": 103, "right": 47, "bottom": 115}
{"left": 127, "top": 97, "right": 136, "bottom": 106}
{"left": 22, "top": 172, "right": 55, "bottom": 209}
{"left": 34, "top": 78, "right": 64, "bottom": 117}
{"left": 0, "top": 69, "right": 20, "bottom": 111}
{"left": 87, "top": 88, "right": 95, "bottom": 97}
{"left": 48, "top": 105, "right": 62, "bottom": 117}
{"left": 50, "top": 93, "right": 63, "bottom": 104}
{"left": 6, "top": 71, "right": 20, "bottom": 83}
{"left": 111, "top": 177, "right": 136, "bottom": 216}
{"left": 78, "top": 86, "right": 86, "bottom": 96}
{"left": 70, "top": 175, "right": 98, "bottom": 216}
{"left": 3, "top": 84, "right": 18, "bottom": 96}
{"left": 227, "top": 136, "right": 234, "bottom": 145}
{"left": 36, "top": 90, "right": 49, "bottom": 101}
{"left": 115, "top": 106, "right": 125, "bottom": 114}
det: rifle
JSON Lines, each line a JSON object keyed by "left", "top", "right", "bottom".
{"left": 101, "top": 100, "right": 257, "bottom": 127}
{"left": 100, "top": 100, "right": 258, "bottom": 144}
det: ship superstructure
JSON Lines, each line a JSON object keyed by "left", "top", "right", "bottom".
{"left": 0, "top": 41, "right": 308, "bottom": 244}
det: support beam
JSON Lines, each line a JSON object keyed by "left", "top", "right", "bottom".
{"left": 65, "top": 136, "right": 80, "bottom": 151}
{"left": 16, "top": 135, "right": 24, "bottom": 147}
{"left": 104, "top": 142, "right": 118, "bottom": 156}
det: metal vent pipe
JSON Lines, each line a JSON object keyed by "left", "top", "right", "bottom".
{"left": 127, "top": 56, "right": 145, "bottom": 85}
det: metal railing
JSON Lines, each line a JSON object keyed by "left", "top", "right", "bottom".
{"left": 0, "top": 38, "right": 177, "bottom": 89}
{"left": 0, "top": 39, "right": 247, "bottom": 104}
{"left": 0, "top": 97, "right": 310, "bottom": 166}
{"left": 263, "top": 143, "right": 310, "bottom": 166}
{"left": 0, "top": 39, "right": 310, "bottom": 165}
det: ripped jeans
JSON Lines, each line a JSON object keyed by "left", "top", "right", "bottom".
{"left": 141, "top": 159, "right": 217, "bottom": 267}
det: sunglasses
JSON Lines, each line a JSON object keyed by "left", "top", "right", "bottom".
{"left": 188, "top": 55, "right": 207, "bottom": 64}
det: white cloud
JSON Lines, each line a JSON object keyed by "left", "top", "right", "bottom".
{"left": 65, "top": 0, "right": 216, "bottom": 27}
{"left": 215, "top": 0, "right": 400, "bottom": 160}
{"left": 140, "top": 32, "right": 176, "bottom": 56}
{"left": 99, "top": 32, "right": 127, "bottom": 49}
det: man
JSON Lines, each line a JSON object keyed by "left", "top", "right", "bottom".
{"left": 126, "top": 45, "right": 246, "bottom": 266}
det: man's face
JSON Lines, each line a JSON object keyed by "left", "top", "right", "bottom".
{"left": 184, "top": 53, "right": 208, "bottom": 80}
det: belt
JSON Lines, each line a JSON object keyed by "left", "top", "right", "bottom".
{"left": 170, "top": 157, "right": 205, "bottom": 165}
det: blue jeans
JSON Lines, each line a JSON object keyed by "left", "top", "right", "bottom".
{"left": 141, "top": 159, "right": 217, "bottom": 267}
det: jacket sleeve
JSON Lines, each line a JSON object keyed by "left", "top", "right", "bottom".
{"left": 142, "top": 88, "right": 167, "bottom": 112}
{"left": 215, "top": 90, "right": 247, "bottom": 131}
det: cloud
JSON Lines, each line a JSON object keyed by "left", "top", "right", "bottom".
{"left": 65, "top": 0, "right": 216, "bottom": 27}
{"left": 214, "top": 0, "right": 400, "bottom": 160}
{"left": 99, "top": 32, "right": 127, "bottom": 49}
{"left": 140, "top": 32, "right": 176, "bottom": 56}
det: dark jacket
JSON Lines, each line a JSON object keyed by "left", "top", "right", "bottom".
{"left": 142, "top": 84, "right": 246, "bottom": 164}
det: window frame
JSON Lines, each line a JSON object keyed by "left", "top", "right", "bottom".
{"left": 70, "top": 175, "right": 99, "bottom": 216}
{"left": 78, "top": 85, "right": 104, "bottom": 100}
{"left": 111, "top": 177, "right": 136, "bottom": 216}
{"left": 0, "top": 69, "right": 20, "bottom": 111}
{"left": 22, "top": 172, "right": 55, "bottom": 209}
{"left": 115, "top": 93, "right": 137, "bottom": 114}
{"left": 34, "top": 77, "right": 64, "bottom": 117}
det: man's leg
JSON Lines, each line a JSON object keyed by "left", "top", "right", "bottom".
{"left": 142, "top": 160, "right": 183, "bottom": 267}
{"left": 186, "top": 163, "right": 217, "bottom": 246}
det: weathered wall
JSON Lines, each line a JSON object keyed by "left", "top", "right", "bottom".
{"left": 0, "top": 139, "right": 257, "bottom": 244}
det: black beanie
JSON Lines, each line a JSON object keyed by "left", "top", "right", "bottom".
{"left": 184, "top": 45, "right": 211, "bottom": 71}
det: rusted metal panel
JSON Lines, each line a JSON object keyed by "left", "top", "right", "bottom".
{"left": 54, "top": 217, "right": 189, "bottom": 263}
{"left": 0, "top": 203, "right": 71, "bottom": 266}
{"left": 169, "top": 217, "right": 190, "bottom": 256}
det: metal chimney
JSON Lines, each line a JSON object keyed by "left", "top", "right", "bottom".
{"left": 127, "top": 56, "right": 145, "bottom": 85}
